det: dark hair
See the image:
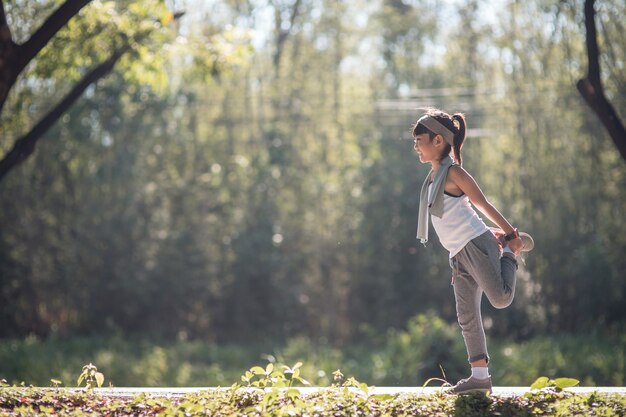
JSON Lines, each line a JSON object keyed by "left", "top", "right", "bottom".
{"left": 412, "top": 108, "right": 467, "bottom": 165}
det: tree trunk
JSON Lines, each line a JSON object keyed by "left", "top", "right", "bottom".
{"left": 577, "top": 0, "right": 626, "bottom": 162}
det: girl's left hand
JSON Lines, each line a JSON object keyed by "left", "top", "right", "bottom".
{"left": 508, "top": 237, "right": 523, "bottom": 255}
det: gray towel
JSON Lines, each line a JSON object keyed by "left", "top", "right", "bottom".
{"left": 416, "top": 155, "right": 454, "bottom": 244}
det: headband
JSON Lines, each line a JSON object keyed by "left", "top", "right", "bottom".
{"left": 417, "top": 115, "right": 455, "bottom": 146}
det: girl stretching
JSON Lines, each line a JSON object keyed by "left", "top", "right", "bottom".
{"left": 413, "top": 108, "right": 533, "bottom": 394}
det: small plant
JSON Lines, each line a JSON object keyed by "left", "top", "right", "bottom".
{"left": 77, "top": 363, "right": 105, "bottom": 389}
{"left": 332, "top": 369, "right": 344, "bottom": 384}
{"left": 50, "top": 379, "right": 62, "bottom": 388}
{"left": 422, "top": 364, "right": 453, "bottom": 390}
{"left": 240, "top": 361, "right": 310, "bottom": 389}
{"left": 237, "top": 362, "right": 310, "bottom": 414}
{"left": 530, "top": 376, "right": 580, "bottom": 392}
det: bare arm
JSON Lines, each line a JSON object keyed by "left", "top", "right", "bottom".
{"left": 447, "top": 166, "right": 522, "bottom": 252}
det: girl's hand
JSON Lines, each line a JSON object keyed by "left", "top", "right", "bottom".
{"left": 507, "top": 237, "right": 523, "bottom": 255}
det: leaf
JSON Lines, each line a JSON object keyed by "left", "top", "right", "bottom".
{"left": 530, "top": 376, "right": 550, "bottom": 390}
{"left": 554, "top": 378, "right": 579, "bottom": 389}
{"left": 293, "top": 362, "right": 303, "bottom": 370}
{"left": 332, "top": 369, "right": 344, "bottom": 381}
{"left": 370, "top": 394, "right": 395, "bottom": 401}
{"left": 250, "top": 366, "right": 265, "bottom": 375}
{"left": 285, "top": 388, "right": 300, "bottom": 400}
{"left": 95, "top": 372, "right": 104, "bottom": 388}
{"left": 265, "top": 363, "right": 274, "bottom": 374}
{"left": 359, "top": 382, "right": 370, "bottom": 395}
{"left": 423, "top": 377, "right": 449, "bottom": 388}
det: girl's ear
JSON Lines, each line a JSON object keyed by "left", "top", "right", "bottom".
{"left": 434, "top": 134, "right": 444, "bottom": 146}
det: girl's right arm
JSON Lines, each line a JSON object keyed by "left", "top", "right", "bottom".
{"left": 448, "top": 166, "right": 523, "bottom": 253}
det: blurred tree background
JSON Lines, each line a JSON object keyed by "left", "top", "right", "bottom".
{"left": 0, "top": 0, "right": 624, "bottom": 386}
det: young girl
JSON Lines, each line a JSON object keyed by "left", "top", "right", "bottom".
{"left": 413, "top": 108, "right": 533, "bottom": 394}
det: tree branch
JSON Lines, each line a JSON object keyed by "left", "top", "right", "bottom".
{"left": 0, "top": 45, "right": 128, "bottom": 182}
{"left": 0, "top": 10, "right": 184, "bottom": 182}
{"left": 0, "top": 1, "right": 17, "bottom": 117}
{"left": 583, "top": 0, "right": 600, "bottom": 88}
{"left": 0, "top": 0, "right": 92, "bottom": 116}
{"left": 577, "top": 0, "right": 626, "bottom": 162}
{"left": 16, "top": 0, "right": 93, "bottom": 73}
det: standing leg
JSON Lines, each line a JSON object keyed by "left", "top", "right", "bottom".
{"left": 452, "top": 257, "right": 489, "bottom": 364}
{"left": 448, "top": 245, "right": 494, "bottom": 394}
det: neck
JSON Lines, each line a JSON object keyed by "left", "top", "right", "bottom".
{"left": 431, "top": 154, "right": 450, "bottom": 172}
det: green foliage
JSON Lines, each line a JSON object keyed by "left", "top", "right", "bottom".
{"left": 76, "top": 363, "right": 104, "bottom": 389}
{"left": 239, "top": 362, "right": 310, "bottom": 389}
{"left": 530, "top": 376, "right": 580, "bottom": 392}
{"left": 0, "top": 372, "right": 625, "bottom": 416}
{"left": 454, "top": 392, "right": 492, "bottom": 417}
{"left": 33, "top": 0, "right": 174, "bottom": 85}
{"left": 0, "top": 318, "right": 624, "bottom": 388}
{"left": 0, "top": 359, "right": 624, "bottom": 416}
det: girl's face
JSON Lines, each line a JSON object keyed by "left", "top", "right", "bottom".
{"left": 413, "top": 133, "right": 438, "bottom": 164}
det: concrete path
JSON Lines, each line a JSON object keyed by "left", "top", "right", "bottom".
{"left": 87, "top": 386, "right": 626, "bottom": 398}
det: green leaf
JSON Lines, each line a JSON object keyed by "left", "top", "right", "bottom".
{"left": 95, "top": 372, "right": 104, "bottom": 388}
{"left": 250, "top": 366, "right": 265, "bottom": 375}
{"left": 359, "top": 382, "right": 369, "bottom": 395}
{"left": 265, "top": 363, "right": 274, "bottom": 374}
{"left": 370, "top": 394, "right": 395, "bottom": 401}
{"left": 530, "top": 376, "right": 550, "bottom": 390}
{"left": 553, "top": 378, "right": 579, "bottom": 389}
{"left": 285, "top": 388, "right": 300, "bottom": 400}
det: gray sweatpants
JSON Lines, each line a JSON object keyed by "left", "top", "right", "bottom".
{"left": 451, "top": 230, "right": 517, "bottom": 363}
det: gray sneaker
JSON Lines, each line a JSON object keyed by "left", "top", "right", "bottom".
{"left": 446, "top": 376, "right": 492, "bottom": 395}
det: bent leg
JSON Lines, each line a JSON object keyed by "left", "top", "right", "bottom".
{"left": 462, "top": 231, "right": 517, "bottom": 309}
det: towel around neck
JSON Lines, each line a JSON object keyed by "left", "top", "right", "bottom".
{"left": 416, "top": 155, "right": 455, "bottom": 244}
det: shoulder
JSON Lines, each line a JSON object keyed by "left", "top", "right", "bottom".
{"left": 447, "top": 165, "right": 471, "bottom": 180}
{"left": 447, "top": 165, "right": 479, "bottom": 188}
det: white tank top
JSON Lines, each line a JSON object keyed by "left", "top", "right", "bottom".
{"left": 428, "top": 184, "right": 489, "bottom": 258}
